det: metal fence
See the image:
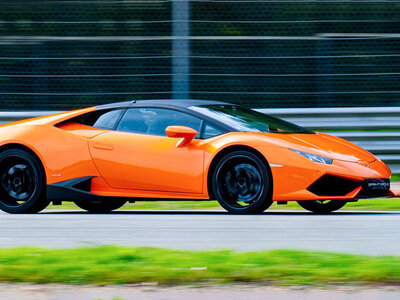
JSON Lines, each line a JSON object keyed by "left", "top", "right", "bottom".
{"left": 0, "top": 107, "right": 398, "bottom": 175}
{"left": 2, "top": 1, "right": 400, "bottom": 110}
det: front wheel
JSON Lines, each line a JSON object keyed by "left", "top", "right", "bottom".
{"left": 212, "top": 150, "right": 272, "bottom": 214}
{"left": 74, "top": 199, "right": 127, "bottom": 213}
{"left": 297, "top": 200, "right": 347, "bottom": 214}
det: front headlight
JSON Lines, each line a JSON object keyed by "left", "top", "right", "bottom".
{"left": 290, "top": 149, "right": 333, "bottom": 164}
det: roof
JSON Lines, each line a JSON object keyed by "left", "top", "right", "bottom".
{"left": 96, "top": 99, "right": 228, "bottom": 110}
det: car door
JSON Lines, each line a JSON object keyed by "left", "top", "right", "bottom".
{"left": 88, "top": 107, "right": 205, "bottom": 194}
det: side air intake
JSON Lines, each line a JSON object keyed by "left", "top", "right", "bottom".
{"left": 72, "top": 177, "right": 92, "bottom": 192}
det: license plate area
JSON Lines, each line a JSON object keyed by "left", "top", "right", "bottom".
{"left": 364, "top": 178, "right": 390, "bottom": 191}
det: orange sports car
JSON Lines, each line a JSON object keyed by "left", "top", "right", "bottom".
{"left": 0, "top": 99, "right": 398, "bottom": 214}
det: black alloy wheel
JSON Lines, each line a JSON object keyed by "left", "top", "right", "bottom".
{"left": 297, "top": 199, "right": 347, "bottom": 214}
{"left": 0, "top": 148, "right": 49, "bottom": 214}
{"left": 74, "top": 199, "right": 127, "bottom": 213}
{"left": 212, "top": 150, "right": 272, "bottom": 214}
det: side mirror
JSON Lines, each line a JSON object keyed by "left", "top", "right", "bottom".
{"left": 166, "top": 125, "right": 198, "bottom": 147}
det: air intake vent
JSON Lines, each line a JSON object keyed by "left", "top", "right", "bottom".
{"left": 72, "top": 177, "right": 92, "bottom": 192}
{"left": 307, "top": 175, "right": 361, "bottom": 196}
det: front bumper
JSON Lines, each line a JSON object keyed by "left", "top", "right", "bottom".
{"left": 356, "top": 178, "right": 392, "bottom": 199}
{"left": 306, "top": 175, "right": 395, "bottom": 200}
{"left": 266, "top": 147, "right": 399, "bottom": 201}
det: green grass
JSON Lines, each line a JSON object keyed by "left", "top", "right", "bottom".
{"left": 48, "top": 198, "right": 400, "bottom": 212}
{"left": 2, "top": 246, "right": 400, "bottom": 286}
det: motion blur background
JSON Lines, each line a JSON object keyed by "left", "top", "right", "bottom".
{"left": 2, "top": 0, "right": 400, "bottom": 109}
{"left": 1, "top": 0, "right": 400, "bottom": 173}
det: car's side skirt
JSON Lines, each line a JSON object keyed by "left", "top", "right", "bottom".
{"left": 46, "top": 177, "right": 209, "bottom": 203}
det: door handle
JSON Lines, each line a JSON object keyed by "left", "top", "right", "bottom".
{"left": 93, "top": 144, "right": 113, "bottom": 151}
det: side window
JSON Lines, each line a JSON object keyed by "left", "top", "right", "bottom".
{"left": 117, "top": 108, "right": 202, "bottom": 137}
{"left": 92, "top": 109, "right": 124, "bottom": 130}
{"left": 70, "top": 109, "right": 124, "bottom": 130}
{"left": 203, "top": 123, "right": 225, "bottom": 139}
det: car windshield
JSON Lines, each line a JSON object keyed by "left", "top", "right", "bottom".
{"left": 190, "top": 105, "right": 314, "bottom": 134}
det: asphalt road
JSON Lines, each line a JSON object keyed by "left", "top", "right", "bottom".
{"left": 1, "top": 210, "right": 400, "bottom": 255}
{"left": 1, "top": 284, "right": 400, "bottom": 300}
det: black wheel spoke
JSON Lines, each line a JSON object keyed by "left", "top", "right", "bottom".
{"left": 0, "top": 149, "right": 48, "bottom": 214}
{"left": 0, "top": 158, "right": 36, "bottom": 206}
{"left": 213, "top": 151, "right": 272, "bottom": 214}
{"left": 216, "top": 155, "right": 264, "bottom": 209}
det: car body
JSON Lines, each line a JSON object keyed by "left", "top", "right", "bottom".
{"left": 0, "top": 99, "right": 398, "bottom": 214}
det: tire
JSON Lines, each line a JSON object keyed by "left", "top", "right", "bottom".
{"left": 297, "top": 200, "right": 347, "bottom": 214}
{"left": 74, "top": 199, "right": 126, "bottom": 213}
{"left": 0, "top": 148, "right": 49, "bottom": 214}
{"left": 212, "top": 150, "right": 272, "bottom": 214}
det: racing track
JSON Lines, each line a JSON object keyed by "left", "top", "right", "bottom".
{"left": 1, "top": 210, "right": 400, "bottom": 255}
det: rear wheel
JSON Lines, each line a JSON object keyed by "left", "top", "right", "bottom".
{"left": 0, "top": 148, "right": 49, "bottom": 214}
{"left": 297, "top": 200, "right": 347, "bottom": 214}
{"left": 74, "top": 199, "right": 127, "bottom": 213}
{"left": 212, "top": 150, "right": 272, "bottom": 214}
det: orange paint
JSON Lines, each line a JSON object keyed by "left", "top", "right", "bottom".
{"left": 0, "top": 107, "right": 396, "bottom": 202}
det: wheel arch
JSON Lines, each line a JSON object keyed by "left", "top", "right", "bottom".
{"left": 0, "top": 143, "right": 47, "bottom": 182}
{"left": 206, "top": 145, "right": 273, "bottom": 200}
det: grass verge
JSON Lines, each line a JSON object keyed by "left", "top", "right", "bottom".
{"left": 2, "top": 246, "right": 400, "bottom": 286}
{"left": 48, "top": 197, "right": 400, "bottom": 211}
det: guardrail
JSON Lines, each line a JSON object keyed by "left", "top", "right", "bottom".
{"left": 0, "top": 108, "right": 399, "bottom": 175}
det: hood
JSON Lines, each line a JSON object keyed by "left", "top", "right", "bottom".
{"left": 261, "top": 132, "right": 376, "bottom": 163}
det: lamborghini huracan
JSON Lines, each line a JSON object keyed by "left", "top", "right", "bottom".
{"left": 0, "top": 99, "right": 397, "bottom": 214}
